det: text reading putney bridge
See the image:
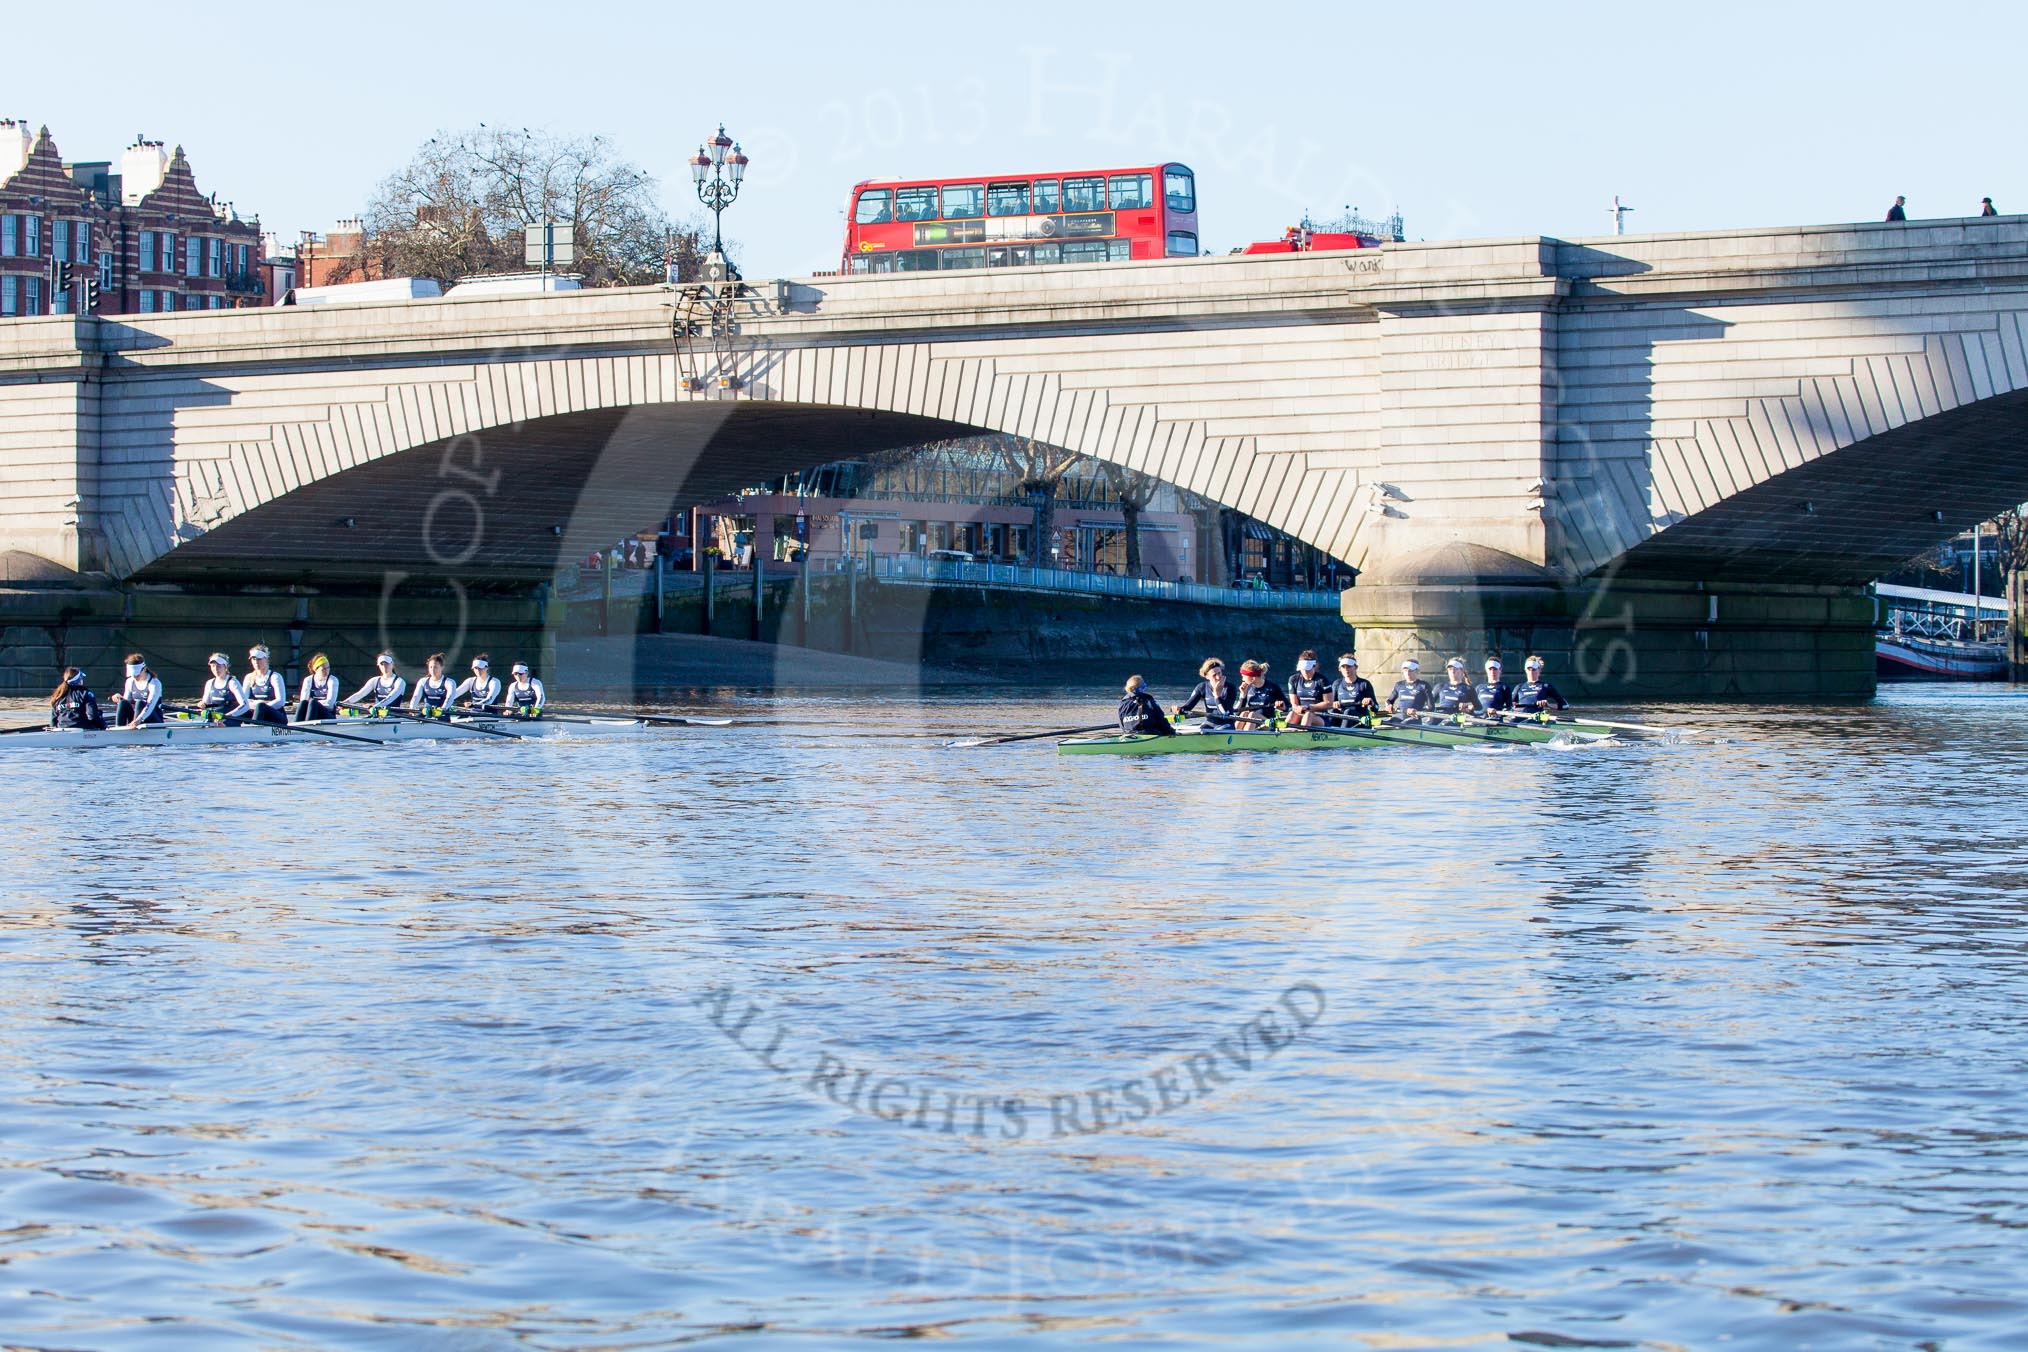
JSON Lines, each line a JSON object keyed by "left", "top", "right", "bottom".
{"left": 4, "top": 214, "right": 2028, "bottom": 699}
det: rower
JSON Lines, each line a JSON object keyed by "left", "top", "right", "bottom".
{"left": 1284, "top": 649, "right": 1332, "bottom": 727}
{"left": 295, "top": 653, "right": 342, "bottom": 722}
{"left": 453, "top": 654, "right": 502, "bottom": 714}
{"left": 499, "top": 662, "right": 546, "bottom": 718}
{"left": 1474, "top": 657, "right": 1514, "bottom": 715}
{"left": 48, "top": 667, "right": 105, "bottom": 730}
{"left": 1321, "top": 654, "right": 1377, "bottom": 724}
{"left": 234, "top": 645, "right": 288, "bottom": 725}
{"left": 1172, "top": 658, "right": 1238, "bottom": 731}
{"left": 114, "top": 654, "right": 165, "bottom": 728}
{"left": 1117, "top": 674, "right": 1174, "bottom": 735}
{"left": 1387, "top": 659, "right": 1432, "bottom": 715}
{"left": 1434, "top": 658, "right": 1479, "bottom": 714}
{"left": 1232, "top": 659, "right": 1288, "bottom": 730}
{"left": 408, "top": 653, "right": 456, "bottom": 718}
{"left": 1513, "top": 655, "right": 1571, "bottom": 714}
{"left": 197, "top": 653, "right": 246, "bottom": 720}
{"left": 346, "top": 652, "right": 407, "bottom": 714}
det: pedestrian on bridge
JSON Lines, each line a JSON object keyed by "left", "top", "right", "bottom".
{"left": 1981, "top": 197, "right": 1999, "bottom": 217}
{"left": 1886, "top": 196, "right": 1908, "bottom": 222}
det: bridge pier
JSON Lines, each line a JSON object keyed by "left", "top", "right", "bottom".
{"left": 1343, "top": 553, "right": 1876, "bottom": 700}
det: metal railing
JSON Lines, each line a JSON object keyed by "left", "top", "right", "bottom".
{"left": 1874, "top": 582, "right": 2008, "bottom": 643}
{"left": 871, "top": 554, "right": 1344, "bottom": 610}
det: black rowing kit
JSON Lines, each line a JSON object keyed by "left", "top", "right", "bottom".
{"left": 1117, "top": 689, "right": 1174, "bottom": 735}
{"left": 1434, "top": 680, "right": 1477, "bottom": 713}
{"left": 1287, "top": 672, "right": 1330, "bottom": 709}
{"left": 1176, "top": 678, "right": 1239, "bottom": 730}
{"left": 297, "top": 673, "right": 339, "bottom": 722}
{"left": 51, "top": 687, "right": 105, "bottom": 730}
{"left": 415, "top": 674, "right": 455, "bottom": 714}
{"left": 242, "top": 671, "right": 286, "bottom": 724}
{"left": 1389, "top": 679, "right": 1433, "bottom": 713}
{"left": 1330, "top": 676, "right": 1377, "bottom": 715}
{"left": 1513, "top": 679, "right": 1569, "bottom": 712}
{"left": 1235, "top": 680, "right": 1289, "bottom": 724}
{"left": 1474, "top": 680, "right": 1513, "bottom": 712}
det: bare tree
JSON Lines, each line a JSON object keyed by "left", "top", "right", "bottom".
{"left": 989, "top": 435, "right": 1081, "bottom": 566}
{"left": 1097, "top": 462, "right": 1159, "bottom": 578}
{"left": 363, "top": 127, "right": 716, "bottom": 287}
{"left": 1173, "top": 487, "right": 1238, "bottom": 586}
{"left": 1987, "top": 506, "right": 2028, "bottom": 679}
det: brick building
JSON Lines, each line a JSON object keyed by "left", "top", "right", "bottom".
{"left": 0, "top": 122, "right": 266, "bottom": 318}
{"left": 297, "top": 219, "right": 383, "bottom": 289}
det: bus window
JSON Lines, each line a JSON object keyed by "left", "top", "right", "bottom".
{"left": 894, "top": 250, "right": 938, "bottom": 272}
{"left": 1164, "top": 167, "right": 1196, "bottom": 214}
{"left": 1109, "top": 173, "right": 1153, "bottom": 210}
{"left": 1064, "top": 239, "right": 1108, "bottom": 263}
{"left": 1063, "top": 176, "right": 1105, "bottom": 213}
{"left": 1166, "top": 231, "right": 1198, "bottom": 256}
{"left": 1030, "top": 242, "right": 1061, "bottom": 265}
{"left": 895, "top": 187, "right": 939, "bottom": 222}
{"left": 1108, "top": 239, "right": 1132, "bottom": 261}
{"left": 1033, "top": 179, "right": 1060, "bottom": 213}
{"left": 854, "top": 189, "right": 893, "bottom": 224}
{"left": 986, "top": 181, "right": 1029, "bottom": 217}
{"left": 942, "top": 183, "right": 985, "bottom": 220}
{"left": 940, "top": 247, "right": 986, "bottom": 270}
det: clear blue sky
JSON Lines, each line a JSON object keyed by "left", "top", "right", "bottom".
{"left": 13, "top": 1, "right": 2018, "bottom": 277}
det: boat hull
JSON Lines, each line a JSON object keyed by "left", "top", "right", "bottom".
{"left": 1060, "top": 728, "right": 1385, "bottom": 755}
{"left": 1059, "top": 716, "right": 1609, "bottom": 755}
{"left": 0, "top": 714, "right": 652, "bottom": 749}
{"left": 1875, "top": 637, "right": 2007, "bottom": 681}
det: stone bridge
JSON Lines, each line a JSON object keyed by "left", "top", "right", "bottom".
{"left": 4, "top": 215, "right": 2027, "bottom": 696}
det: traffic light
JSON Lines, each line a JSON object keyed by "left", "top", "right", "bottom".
{"left": 55, "top": 262, "right": 73, "bottom": 291}
{"left": 81, "top": 278, "right": 99, "bottom": 312}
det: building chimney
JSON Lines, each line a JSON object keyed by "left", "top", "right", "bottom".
{"left": 0, "top": 119, "right": 31, "bottom": 183}
{"left": 120, "top": 137, "right": 169, "bottom": 204}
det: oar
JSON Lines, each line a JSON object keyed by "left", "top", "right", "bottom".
{"left": 163, "top": 705, "right": 382, "bottom": 747}
{"left": 1460, "top": 712, "right": 1610, "bottom": 739}
{"left": 508, "top": 706, "right": 734, "bottom": 727}
{"left": 1491, "top": 710, "right": 1671, "bottom": 735}
{"left": 945, "top": 723, "right": 1116, "bottom": 749}
{"left": 339, "top": 701, "right": 523, "bottom": 740}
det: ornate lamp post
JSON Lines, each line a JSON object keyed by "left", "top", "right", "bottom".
{"left": 689, "top": 125, "right": 747, "bottom": 277}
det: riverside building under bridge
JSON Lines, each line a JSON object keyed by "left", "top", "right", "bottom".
{"left": 683, "top": 439, "right": 1354, "bottom": 590}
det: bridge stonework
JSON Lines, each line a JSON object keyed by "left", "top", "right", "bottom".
{"left": 4, "top": 217, "right": 2027, "bottom": 698}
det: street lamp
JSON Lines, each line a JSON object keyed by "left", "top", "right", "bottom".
{"left": 689, "top": 124, "right": 747, "bottom": 270}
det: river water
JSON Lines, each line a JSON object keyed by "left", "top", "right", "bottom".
{"left": 2, "top": 684, "right": 2026, "bottom": 1348}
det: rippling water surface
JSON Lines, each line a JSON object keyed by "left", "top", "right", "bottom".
{"left": 4, "top": 685, "right": 2028, "bottom": 1348}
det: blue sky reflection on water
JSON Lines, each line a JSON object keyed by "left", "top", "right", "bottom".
{"left": 1, "top": 685, "right": 2026, "bottom": 1345}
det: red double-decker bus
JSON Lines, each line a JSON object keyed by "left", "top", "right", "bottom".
{"left": 842, "top": 162, "right": 1197, "bottom": 274}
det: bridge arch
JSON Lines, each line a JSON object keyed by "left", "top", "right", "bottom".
{"left": 1560, "top": 305, "right": 2028, "bottom": 583}
{"left": 132, "top": 339, "right": 1362, "bottom": 583}
{"left": 1613, "top": 384, "right": 2028, "bottom": 584}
